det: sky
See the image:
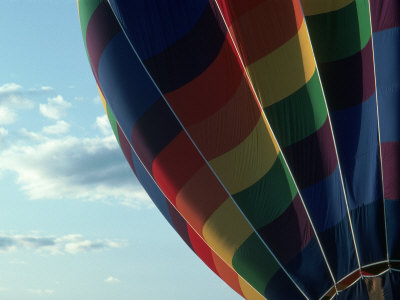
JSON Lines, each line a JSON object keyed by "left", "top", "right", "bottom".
{"left": 0, "top": 1, "right": 242, "bottom": 299}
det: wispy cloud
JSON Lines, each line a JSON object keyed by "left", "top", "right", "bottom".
{"left": 0, "top": 127, "right": 8, "bottom": 147}
{"left": 40, "top": 86, "right": 53, "bottom": 91}
{"left": 0, "top": 83, "right": 53, "bottom": 97}
{"left": 19, "top": 128, "right": 47, "bottom": 142}
{"left": 0, "top": 233, "right": 126, "bottom": 255}
{"left": 0, "top": 83, "right": 22, "bottom": 94}
{"left": 104, "top": 276, "right": 120, "bottom": 283}
{"left": 0, "top": 127, "right": 8, "bottom": 137}
{"left": 0, "top": 129, "right": 151, "bottom": 207}
{"left": 96, "top": 114, "right": 112, "bottom": 136}
{"left": 0, "top": 127, "right": 8, "bottom": 136}
{"left": 0, "top": 83, "right": 35, "bottom": 109}
{"left": 28, "top": 289, "right": 54, "bottom": 296}
{"left": 0, "top": 106, "right": 16, "bottom": 125}
{"left": 42, "top": 120, "right": 70, "bottom": 135}
{"left": 39, "top": 95, "right": 71, "bottom": 120}
{"left": 0, "top": 83, "right": 35, "bottom": 125}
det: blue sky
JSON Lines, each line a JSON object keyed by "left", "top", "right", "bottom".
{"left": 0, "top": 1, "right": 242, "bottom": 299}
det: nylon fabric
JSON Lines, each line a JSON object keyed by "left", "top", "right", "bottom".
{"left": 107, "top": 0, "right": 337, "bottom": 298}
{"left": 100, "top": 84, "right": 261, "bottom": 299}
{"left": 370, "top": 0, "right": 400, "bottom": 262}
{"left": 301, "top": 0, "right": 354, "bottom": 16}
{"left": 82, "top": 0, "right": 312, "bottom": 298}
{"left": 78, "top": 0, "right": 400, "bottom": 298}
{"left": 304, "top": 0, "right": 387, "bottom": 267}
{"left": 217, "top": 0, "right": 357, "bottom": 284}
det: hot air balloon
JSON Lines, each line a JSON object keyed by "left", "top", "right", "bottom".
{"left": 77, "top": 0, "right": 399, "bottom": 299}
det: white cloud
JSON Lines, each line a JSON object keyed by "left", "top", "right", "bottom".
{"left": 0, "top": 131, "right": 151, "bottom": 208}
{"left": 19, "top": 128, "right": 47, "bottom": 142}
{"left": 0, "top": 233, "right": 126, "bottom": 255}
{"left": 0, "top": 127, "right": 8, "bottom": 148}
{"left": 39, "top": 95, "right": 71, "bottom": 120}
{"left": 0, "top": 287, "right": 8, "bottom": 292}
{"left": 0, "top": 106, "right": 17, "bottom": 125}
{"left": 27, "top": 86, "right": 55, "bottom": 95}
{"left": 104, "top": 276, "right": 120, "bottom": 283}
{"left": 0, "top": 83, "right": 36, "bottom": 126}
{"left": 0, "top": 127, "right": 8, "bottom": 137}
{"left": 28, "top": 289, "right": 54, "bottom": 295}
{"left": 40, "top": 86, "right": 53, "bottom": 91}
{"left": 63, "top": 235, "right": 125, "bottom": 254}
{"left": 42, "top": 121, "right": 70, "bottom": 135}
{"left": 0, "top": 83, "right": 34, "bottom": 108}
{"left": 0, "top": 83, "right": 22, "bottom": 94}
{"left": 96, "top": 114, "right": 112, "bottom": 136}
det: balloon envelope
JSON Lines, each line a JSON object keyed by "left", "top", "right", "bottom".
{"left": 78, "top": 0, "right": 400, "bottom": 299}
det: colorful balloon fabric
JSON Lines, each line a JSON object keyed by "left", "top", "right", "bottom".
{"left": 78, "top": 0, "right": 400, "bottom": 299}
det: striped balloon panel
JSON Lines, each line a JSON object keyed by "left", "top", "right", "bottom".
{"left": 82, "top": 3, "right": 278, "bottom": 298}
{"left": 215, "top": 0, "right": 358, "bottom": 281}
{"left": 106, "top": 0, "right": 337, "bottom": 297}
{"left": 94, "top": 36, "right": 259, "bottom": 300}
{"left": 369, "top": 0, "right": 400, "bottom": 260}
{"left": 79, "top": 0, "right": 322, "bottom": 298}
{"left": 303, "top": 0, "right": 387, "bottom": 268}
{"left": 101, "top": 99, "right": 255, "bottom": 299}
{"left": 104, "top": 100, "right": 314, "bottom": 300}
